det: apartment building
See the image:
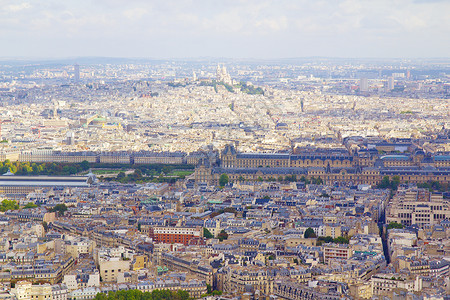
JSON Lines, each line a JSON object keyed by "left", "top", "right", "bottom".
{"left": 386, "top": 189, "right": 449, "bottom": 228}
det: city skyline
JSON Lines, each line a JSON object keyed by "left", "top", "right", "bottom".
{"left": 1, "top": 0, "right": 450, "bottom": 59}
{"left": 0, "top": 1, "right": 449, "bottom": 298}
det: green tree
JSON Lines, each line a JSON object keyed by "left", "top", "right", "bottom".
{"left": 387, "top": 222, "right": 404, "bottom": 230}
{"left": 333, "top": 236, "right": 350, "bottom": 244}
{"left": 49, "top": 204, "right": 68, "bottom": 216}
{"left": 304, "top": 227, "right": 317, "bottom": 238}
{"left": 42, "top": 222, "right": 49, "bottom": 232}
{"left": 219, "top": 173, "right": 229, "bottom": 187}
{"left": 132, "top": 169, "right": 143, "bottom": 180}
{"left": 377, "top": 175, "right": 400, "bottom": 191}
{"left": 312, "top": 177, "right": 323, "bottom": 185}
{"left": 23, "top": 202, "right": 38, "bottom": 209}
{"left": 285, "top": 175, "right": 297, "bottom": 182}
{"left": 94, "top": 289, "right": 190, "bottom": 300}
{"left": 0, "top": 199, "right": 19, "bottom": 212}
{"left": 392, "top": 175, "right": 400, "bottom": 190}
{"left": 203, "top": 227, "right": 214, "bottom": 239}
{"left": 80, "top": 160, "right": 90, "bottom": 171}
{"left": 211, "top": 290, "right": 223, "bottom": 296}
{"left": 317, "top": 236, "right": 334, "bottom": 245}
{"left": 218, "top": 230, "right": 229, "bottom": 241}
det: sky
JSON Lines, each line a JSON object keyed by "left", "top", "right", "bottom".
{"left": 1, "top": 0, "right": 449, "bottom": 59}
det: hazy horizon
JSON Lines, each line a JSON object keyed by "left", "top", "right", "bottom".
{"left": 1, "top": 0, "right": 450, "bottom": 59}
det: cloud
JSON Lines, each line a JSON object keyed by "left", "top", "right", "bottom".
{"left": 4, "top": 2, "right": 31, "bottom": 12}
{"left": 123, "top": 7, "right": 148, "bottom": 20}
{"left": 0, "top": 0, "right": 449, "bottom": 58}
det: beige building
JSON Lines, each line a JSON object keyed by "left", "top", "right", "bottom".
{"left": 131, "top": 255, "right": 148, "bottom": 270}
{"left": 321, "top": 224, "right": 342, "bottom": 239}
{"left": 65, "top": 239, "right": 95, "bottom": 258}
{"left": 11, "top": 281, "right": 62, "bottom": 300}
{"left": 224, "top": 266, "right": 273, "bottom": 295}
{"left": 348, "top": 281, "right": 373, "bottom": 299}
{"left": 386, "top": 188, "right": 449, "bottom": 228}
{"left": 99, "top": 152, "right": 130, "bottom": 164}
{"left": 133, "top": 151, "right": 185, "bottom": 164}
{"left": 98, "top": 259, "right": 130, "bottom": 282}
{"left": 371, "top": 274, "right": 422, "bottom": 297}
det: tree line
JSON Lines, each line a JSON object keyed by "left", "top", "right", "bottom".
{"left": 94, "top": 289, "right": 190, "bottom": 300}
{"left": 0, "top": 160, "right": 194, "bottom": 182}
{"left": 0, "top": 160, "right": 90, "bottom": 176}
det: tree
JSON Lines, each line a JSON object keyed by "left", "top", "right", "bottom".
{"left": 317, "top": 236, "right": 334, "bottom": 245}
{"left": 377, "top": 175, "right": 400, "bottom": 191}
{"left": 42, "top": 222, "right": 49, "bottom": 232}
{"left": 392, "top": 175, "right": 400, "bottom": 190}
{"left": 211, "top": 290, "right": 223, "bottom": 296}
{"left": 93, "top": 289, "right": 189, "bottom": 300}
{"left": 203, "top": 228, "right": 214, "bottom": 239}
{"left": 300, "top": 176, "right": 311, "bottom": 184}
{"left": 333, "top": 236, "right": 350, "bottom": 244}
{"left": 304, "top": 227, "right": 317, "bottom": 238}
{"left": 285, "top": 175, "right": 297, "bottom": 182}
{"left": 0, "top": 199, "right": 19, "bottom": 212}
{"left": 80, "top": 160, "right": 90, "bottom": 171}
{"left": 49, "top": 204, "right": 68, "bottom": 216}
{"left": 313, "top": 177, "right": 323, "bottom": 185}
{"left": 219, "top": 173, "right": 229, "bottom": 187}
{"left": 132, "top": 169, "right": 143, "bottom": 180}
{"left": 23, "top": 202, "right": 38, "bottom": 209}
{"left": 217, "top": 230, "right": 229, "bottom": 241}
{"left": 387, "top": 222, "right": 404, "bottom": 230}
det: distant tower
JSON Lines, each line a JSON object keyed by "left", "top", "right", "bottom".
{"left": 66, "top": 131, "right": 75, "bottom": 145}
{"left": 216, "top": 64, "right": 222, "bottom": 81}
{"left": 300, "top": 99, "right": 304, "bottom": 112}
{"left": 192, "top": 71, "right": 197, "bottom": 81}
{"left": 359, "top": 78, "right": 368, "bottom": 92}
{"left": 388, "top": 76, "right": 394, "bottom": 91}
{"left": 53, "top": 100, "right": 58, "bottom": 119}
{"left": 74, "top": 64, "right": 80, "bottom": 83}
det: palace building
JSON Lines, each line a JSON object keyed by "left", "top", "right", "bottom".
{"left": 194, "top": 145, "right": 450, "bottom": 186}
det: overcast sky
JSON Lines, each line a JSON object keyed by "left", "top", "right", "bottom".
{"left": 1, "top": 0, "right": 449, "bottom": 59}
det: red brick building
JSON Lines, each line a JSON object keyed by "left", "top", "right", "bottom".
{"left": 148, "top": 226, "right": 203, "bottom": 245}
